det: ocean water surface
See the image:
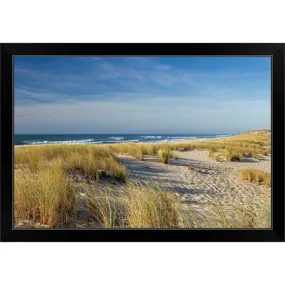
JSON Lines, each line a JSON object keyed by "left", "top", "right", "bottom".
{"left": 14, "top": 134, "right": 233, "bottom": 146}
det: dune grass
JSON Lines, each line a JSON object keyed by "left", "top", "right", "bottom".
{"left": 220, "top": 149, "right": 243, "bottom": 161}
{"left": 171, "top": 134, "right": 270, "bottom": 160}
{"left": 64, "top": 150, "right": 127, "bottom": 182}
{"left": 170, "top": 151, "right": 178, "bottom": 160}
{"left": 86, "top": 188, "right": 124, "bottom": 228}
{"left": 99, "top": 132, "right": 270, "bottom": 163}
{"left": 85, "top": 180, "right": 270, "bottom": 229}
{"left": 125, "top": 181, "right": 181, "bottom": 228}
{"left": 14, "top": 145, "right": 127, "bottom": 227}
{"left": 14, "top": 163, "right": 78, "bottom": 227}
{"left": 229, "top": 152, "right": 243, "bottom": 161}
{"left": 157, "top": 148, "right": 172, "bottom": 164}
{"left": 15, "top": 145, "right": 127, "bottom": 182}
{"left": 240, "top": 168, "right": 271, "bottom": 186}
{"left": 86, "top": 181, "right": 181, "bottom": 228}
{"left": 208, "top": 150, "right": 217, "bottom": 160}
{"left": 110, "top": 144, "right": 144, "bottom": 160}
{"left": 180, "top": 188, "right": 271, "bottom": 228}
{"left": 140, "top": 144, "right": 158, "bottom": 156}
{"left": 251, "top": 152, "right": 259, "bottom": 160}
{"left": 193, "top": 201, "right": 271, "bottom": 228}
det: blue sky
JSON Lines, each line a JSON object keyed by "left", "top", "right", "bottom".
{"left": 14, "top": 56, "right": 271, "bottom": 134}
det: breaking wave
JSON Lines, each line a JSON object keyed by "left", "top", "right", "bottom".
{"left": 108, "top": 137, "right": 124, "bottom": 140}
{"left": 24, "top": 139, "right": 94, "bottom": 145}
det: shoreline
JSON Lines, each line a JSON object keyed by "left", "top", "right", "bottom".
{"left": 14, "top": 135, "right": 235, "bottom": 148}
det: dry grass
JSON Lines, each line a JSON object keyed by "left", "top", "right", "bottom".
{"left": 240, "top": 168, "right": 271, "bottom": 187}
{"left": 111, "top": 144, "right": 144, "bottom": 160}
{"left": 183, "top": 199, "right": 271, "bottom": 228}
{"left": 208, "top": 150, "right": 217, "bottom": 160}
{"left": 252, "top": 152, "right": 259, "bottom": 160}
{"left": 15, "top": 145, "right": 127, "bottom": 182}
{"left": 86, "top": 188, "right": 125, "bottom": 228}
{"left": 211, "top": 202, "right": 271, "bottom": 228}
{"left": 220, "top": 149, "right": 243, "bottom": 161}
{"left": 14, "top": 145, "right": 127, "bottom": 227}
{"left": 125, "top": 181, "right": 181, "bottom": 228}
{"left": 229, "top": 152, "right": 243, "bottom": 161}
{"left": 86, "top": 181, "right": 270, "bottom": 229}
{"left": 87, "top": 132, "right": 270, "bottom": 163}
{"left": 14, "top": 163, "right": 77, "bottom": 227}
{"left": 170, "top": 151, "right": 178, "bottom": 160}
{"left": 167, "top": 133, "right": 270, "bottom": 161}
{"left": 140, "top": 144, "right": 158, "bottom": 156}
{"left": 157, "top": 148, "right": 171, "bottom": 164}
{"left": 86, "top": 181, "right": 181, "bottom": 228}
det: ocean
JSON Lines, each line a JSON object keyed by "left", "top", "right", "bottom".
{"left": 14, "top": 134, "right": 233, "bottom": 146}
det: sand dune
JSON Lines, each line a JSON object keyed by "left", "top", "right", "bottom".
{"left": 117, "top": 150, "right": 271, "bottom": 221}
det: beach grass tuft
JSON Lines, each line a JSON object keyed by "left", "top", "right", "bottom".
{"left": 240, "top": 168, "right": 271, "bottom": 186}
{"left": 157, "top": 148, "right": 171, "bottom": 164}
{"left": 85, "top": 180, "right": 181, "bottom": 228}
{"left": 221, "top": 149, "right": 243, "bottom": 161}
{"left": 208, "top": 150, "right": 217, "bottom": 160}
{"left": 86, "top": 188, "right": 124, "bottom": 228}
{"left": 125, "top": 181, "right": 181, "bottom": 228}
{"left": 14, "top": 163, "right": 77, "bottom": 227}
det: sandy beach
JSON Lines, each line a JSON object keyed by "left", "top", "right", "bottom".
{"left": 115, "top": 149, "right": 271, "bottom": 222}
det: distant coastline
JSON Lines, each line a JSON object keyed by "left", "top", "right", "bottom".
{"left": 242, "top": 129, "right": 271, "bottom": 136}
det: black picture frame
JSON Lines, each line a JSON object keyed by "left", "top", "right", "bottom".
{"left": 1, "top": 43, "right": 284, "bottom": 242}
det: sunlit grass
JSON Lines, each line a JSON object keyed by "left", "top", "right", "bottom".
{"left": 157, "top": 148, "right": 171, "bottom": 164}
{"left": 15, "top": 145, "right": 127, "bottom": 182}
{"left": 110, "top": 144, "right": 144, "bottom": 160}
{"left": 240, "top": 168, "right": 271, "bottom": 187}
{"left": 208, "top": 150, "right": 217, "bottom": 160}
{"left": 182, "top": 198, "right": 271, "bottom": 228}
{"left": 170, "top": 151, "right": 178, "bottom": 160}
{"left": 86, "top": 180, "right": 181, "bottom": 228}
{"left": 220, "top": 149, "right": 243, "bottom": 161}
{"left": 14, "top": 163, "right": 78, "bottom": 227}
{"left": 125, "top": 181, "right": 181, "bottom": 228}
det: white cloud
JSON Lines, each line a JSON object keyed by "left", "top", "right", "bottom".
{"left": 15, "top": 94, "right": 270, "bottom": 134}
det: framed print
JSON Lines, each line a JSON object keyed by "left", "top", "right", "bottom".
{"left": 1, "top": 43, "right": 284, "bottom": 241}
